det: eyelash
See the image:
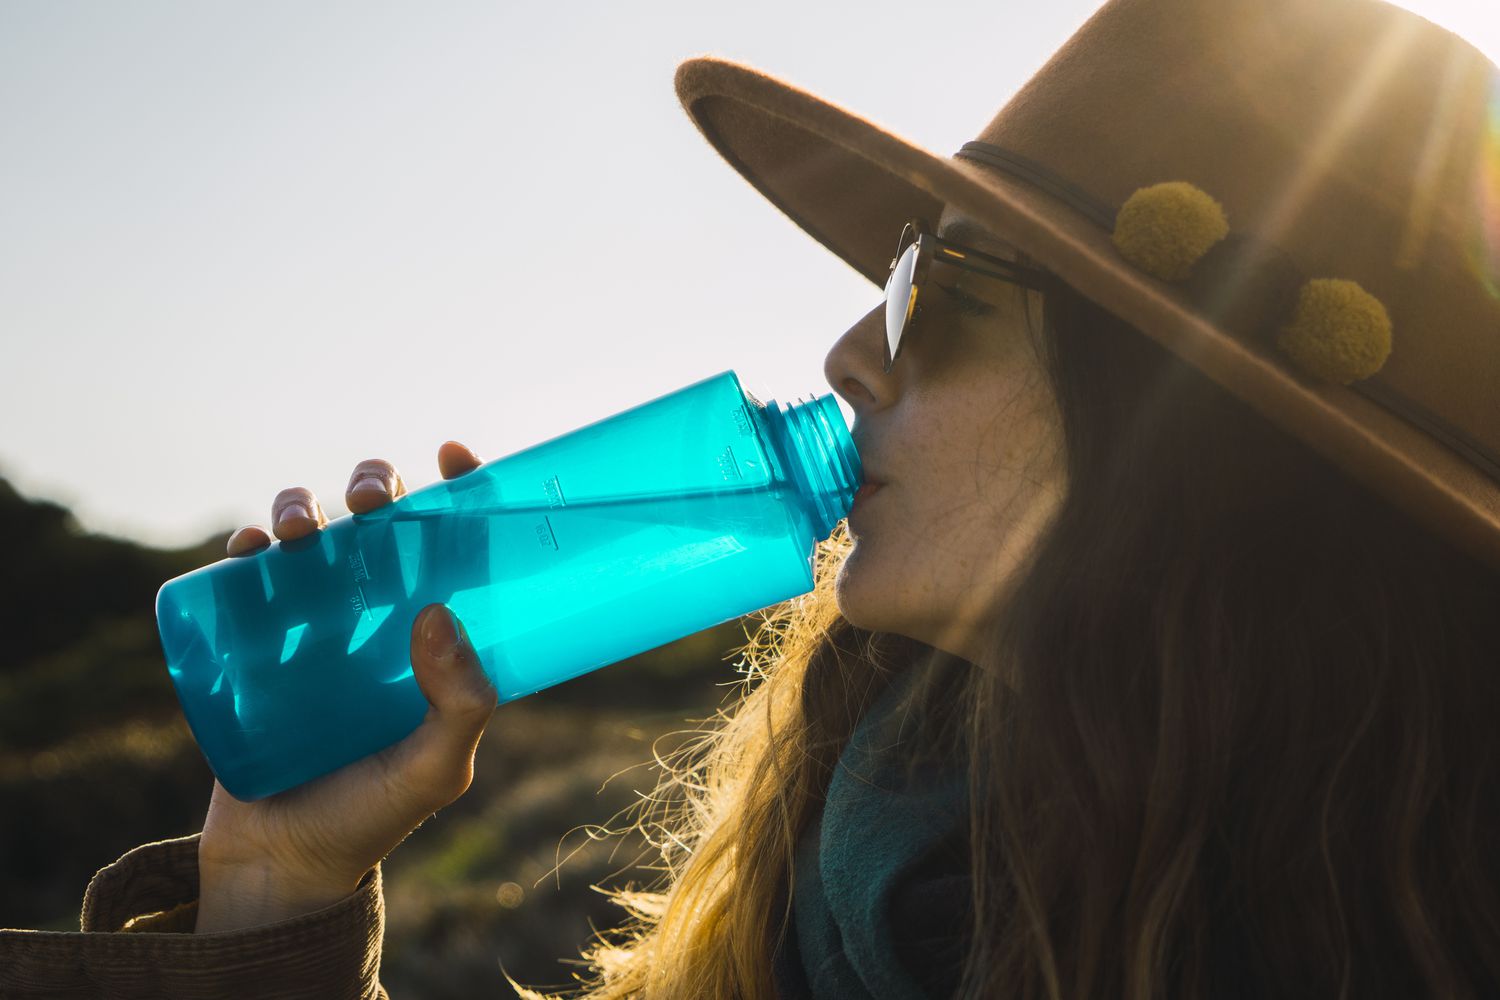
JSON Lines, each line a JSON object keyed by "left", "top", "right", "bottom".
{"left": 939, "top": 284, "right": 995, "bottom": 317}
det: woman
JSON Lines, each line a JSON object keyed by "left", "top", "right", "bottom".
{"left": 6, "top": 0, "right": 1500, "bottom": 995}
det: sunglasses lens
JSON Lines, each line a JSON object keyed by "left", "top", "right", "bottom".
{"left": 885, "top": 240, "right": 918, "bottom": 368}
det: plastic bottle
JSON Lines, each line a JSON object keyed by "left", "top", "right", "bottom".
{"left": 155, "top": 370, "right": 862, "bottom": 800}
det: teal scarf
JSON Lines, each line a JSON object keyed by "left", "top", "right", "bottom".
{"left": 772, "top": 665, "right": 972, "bottom": 999}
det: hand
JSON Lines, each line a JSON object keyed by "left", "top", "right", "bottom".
{"left": 195, "top": 440, "right": 498, "bottom": 932}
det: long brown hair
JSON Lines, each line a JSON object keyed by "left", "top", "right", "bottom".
{"left": 525, "top": 274, "right": 1500, "bottom": 998}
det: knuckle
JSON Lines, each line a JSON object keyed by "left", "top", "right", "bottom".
{"left": 348, "top": 459, "right": 396, "bottom": 488}
{"left": 456, "top": 681, "right": 499, "bottom": 722}
{"left": 385, "top": 757, "right": 461, "bottom": 815}
{"left": 273, "top": 486, "right": 316, "bottom": 509}
{"left": 272, "top": 487, "right": 321, "bottom": 530}
{"left": 445, "top": 764, "right": 476, "bottom": 803}
{"left": 456, "top": 693, "right": 497, "bottom": 724}
{"left": 433, "top": 758, "right": 476, "bottom": 806}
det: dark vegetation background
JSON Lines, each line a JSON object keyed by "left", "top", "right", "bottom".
{"left": 0, "top": 476, "right": 745, "bottom": 998}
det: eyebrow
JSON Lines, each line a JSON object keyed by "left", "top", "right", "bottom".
{"left": 936, "top": 218, "right": 1017, "bottom": 256}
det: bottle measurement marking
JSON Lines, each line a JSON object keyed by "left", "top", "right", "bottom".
{"left": 348, "top": 552, "right": 373, "bottom": 621}
{"left": 717, "top": 444, "right": 742, "bottom": 482}
{"left": 534, "top": 515, "right": 559, "bottom": 550}
{"left": 538, "top": 476, "right": 564, "bottom": 550}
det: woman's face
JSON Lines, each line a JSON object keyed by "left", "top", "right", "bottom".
{"left": 823, "top": 206, "right": 1068, "bottom": 663}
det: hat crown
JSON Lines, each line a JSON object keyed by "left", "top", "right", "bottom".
{"left": 985, "top": 0, "right": 1492, "bottom": 237}
{"left": 973, "top": 0, "right": 1500, "bottom": 470}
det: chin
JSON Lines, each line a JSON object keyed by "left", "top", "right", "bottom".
{"left": 832, "top": 546, "right": 973, "bottom": 661}
{"left": 831, "top": 545, "right": 902, "bottom": 635}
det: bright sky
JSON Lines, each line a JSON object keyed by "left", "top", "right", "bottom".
{"left": 1, "top": 0, "right": 1492, "bottom": 548}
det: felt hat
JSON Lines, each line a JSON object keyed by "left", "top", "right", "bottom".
{"left": 674, "top": 0, "right": 1500, "bottom": 572}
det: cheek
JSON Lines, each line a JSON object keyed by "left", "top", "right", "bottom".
{"left": 970, "top": 365, "right": 1065, "bottom": 483}
{"left": 897, "top": 376, "right": 1064, "bottom": 570}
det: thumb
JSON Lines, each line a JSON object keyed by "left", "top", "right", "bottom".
{"left": 397, "top": 604, "right": 499, "bottom": 805}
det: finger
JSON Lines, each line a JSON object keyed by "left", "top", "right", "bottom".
{"left": 346, "top": 459, "right": 407, "bottom": 515}
{"left": 271, "top": 487, "right": 327, "bottom": 542}
{"left": 393, "top": 605, "right": 497, "bottom": 808}
{"left": 227, "top": 525, "right": 272, "bottom": 557}
{"left": 437, "top": 440, "right": 483, "bottom": 480}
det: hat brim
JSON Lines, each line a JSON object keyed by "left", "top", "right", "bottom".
{"left": 675, "top": 54, "right": 1500, "bottom": 572}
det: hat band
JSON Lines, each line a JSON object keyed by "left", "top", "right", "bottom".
{"left": 953, "top": 140, "right": 1500, "bottom": 488}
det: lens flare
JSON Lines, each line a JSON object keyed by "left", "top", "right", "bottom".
{"left": 1471, "top": 72, "right": 1500, "bottom": 299}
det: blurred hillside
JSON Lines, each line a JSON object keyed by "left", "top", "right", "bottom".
{"left": 0, "top": 476, "right": 747, "bottom": 997}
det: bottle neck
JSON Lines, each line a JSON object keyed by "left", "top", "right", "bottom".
{"left": 759, "top": 393, "right": 862, "bottom": 539}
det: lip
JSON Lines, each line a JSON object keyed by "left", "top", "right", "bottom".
{"left": 853, "top": 482, "right": 884, "bottom": 504}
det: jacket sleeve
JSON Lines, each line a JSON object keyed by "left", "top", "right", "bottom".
{"left": 0, "top": 832, "right": 389, "bottom": 1000}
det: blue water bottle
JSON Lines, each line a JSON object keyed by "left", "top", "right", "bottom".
{"left": 155, "top": 370, "right": 862, "bottom": 800}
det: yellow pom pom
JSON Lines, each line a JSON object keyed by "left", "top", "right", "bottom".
{"left": 1112, "top": 181, "right": 1230, "bottom": 281}
{"left": 1276, "top": 278, "right": 1392, "bottom": 384}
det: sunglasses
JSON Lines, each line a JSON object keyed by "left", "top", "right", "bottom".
{"left": 883, "top": 217, "right": 1050, "bottom": 373}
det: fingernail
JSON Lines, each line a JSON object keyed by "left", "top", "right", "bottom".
{"left": 422, "top": 606, "right": 459, "bottom": 658}
{"left": 277, "top": 503, "right": 312, "bottom": 527}
{"left": 351, "top": 476, "right": 388, "bottom": 496}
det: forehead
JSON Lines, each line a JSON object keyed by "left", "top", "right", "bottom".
{"left": 936, "top": 206, "right": 1017, "bottom": 256}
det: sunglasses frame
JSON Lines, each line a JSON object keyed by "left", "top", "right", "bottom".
{"left": 883, "top": 217, "right": 1051, "bottom": 373}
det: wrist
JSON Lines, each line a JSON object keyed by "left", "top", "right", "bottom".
{"left": 194, "top": 859, "right": 363, "bottom": 934}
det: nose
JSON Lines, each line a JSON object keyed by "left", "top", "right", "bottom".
{"left": 824, "top": 302, "right": 892, "bottom": 412}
